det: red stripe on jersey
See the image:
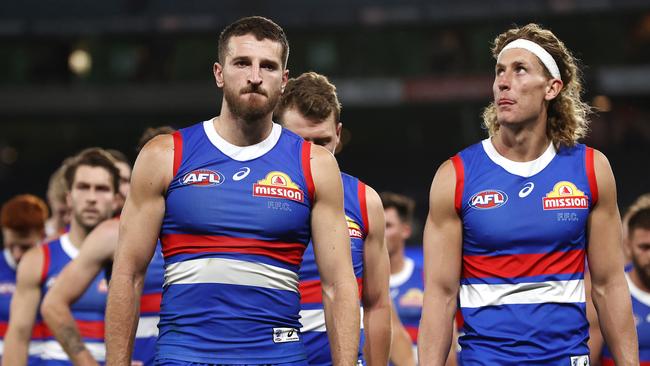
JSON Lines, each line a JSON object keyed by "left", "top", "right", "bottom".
{"left": 39, "top": 320, "right": 104, "bottom": 340}
{"left": 301, "top": 141, "right": 315, "bottom": 204}
{"left": 0, "top": 322, "right": 6, "bottom": 337}
{"left": 585, "top": 147, "right": 598, "bottom": 206}
{"left": 358, "top": 181, "right": 369, "bottom": 236}
{"left": 603, "top": 358, "right": 650, "bottom": 366}
{"left": 450, "top": 155, "right": 464, "bottom": 214}
{"left": 172, "top": 131, "right": 183, "bottom": 178}
{"left": 462, "top": 249, "right": 585, "bottom": 279}
{"left": 160, "top": 234, "right": 307, "bottom": 266}
{"left": 405, "top": 325, "right": 419, "bottom": 343}
{"left": 140, "top": 292, "right": 161, "bottom": 313}
{"left": 41, "top": 245, "right": 50, "bottom": 285}
{"left": 299, "top": 277, "right": 363, "bottom": 304}
{"left": 455, "top": 311, "right": 464, "bottom": 328}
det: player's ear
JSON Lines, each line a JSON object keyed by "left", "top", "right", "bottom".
{"left": 214, "top": 62, "right": 225, "bottom": 88}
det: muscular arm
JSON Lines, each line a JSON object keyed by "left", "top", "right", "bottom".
{"left": 105, "top": 135, "right": 172, "bottom": 366}
{"left": 40, "top": 219, "right": 119, "bottom": 366}
{"left": 361, "top": 186, "right": 391, "bottom": 366}
{"left": 587, "top": 150, "right": 638, "bottom": 365}
{"left": 310, "top": 145, "right": 360, "bottom": 366}
{"left": 418, "top": 160, "right": 463, "bottom": 366}
{"left": 2, "top": 247, "right": 44, "bottom": 366}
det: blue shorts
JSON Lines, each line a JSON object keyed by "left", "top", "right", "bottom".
{"left": 156, "top": 360, "right": 309, "bottom": 366}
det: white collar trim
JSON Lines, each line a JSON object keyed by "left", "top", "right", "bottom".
{"left": 203, "top": 120, "right": 282, "bottom": 162}
{"left": 390, "top": 257, "right": 414, "bottom": 287}
{"left": 626, "top": 272, "right": 650, "bottom": 307}
{"left": 482, "top": 138, "right": 556, "bottom": 178}
{"left": 59, "top": 233, "right": 79, "bottom": 259}
{"left": 3, "top": 248, "right": 16, "bottom": 270}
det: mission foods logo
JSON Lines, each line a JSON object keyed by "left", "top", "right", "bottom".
{"left": 469, "top": 190, "right": 508, "bottom": 210}
{"left": 346, "top": 216, "right": 364, "bottom": 239}
{"left": 181, "top": 169, "right": 224, "bottom": 187}
{"left": 253, "top": 171, "right": 304, "bottom": 203}
{"left": 542, "top": 181, "right": 588, "bottom": 210}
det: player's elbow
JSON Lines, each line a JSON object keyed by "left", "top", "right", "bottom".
{"left": 40, "top": 294, "right": 65, "bottom": 326}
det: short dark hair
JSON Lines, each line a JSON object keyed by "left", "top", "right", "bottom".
{"left": 380, "top": 192, "right": 415, "bottom": 224}
{"left": 107, "top": 149, "right": 130, "bottom": 166}
{"left": 276, "top": 72, "right": 341, "bottom": 123}
{"left": 1, "top": 194, "right": 48, "bottom": 234}
{"left": 629, "top": 208, "right": 650, "bottom": 236}
{"left": 218, "top": 16, "right": 289, "bottom": 68}
{"left": 137, "top": 126, "right": 176, "bottom": 152}
{"left": 64, "top": 148, "right": 120, "bottom": 193}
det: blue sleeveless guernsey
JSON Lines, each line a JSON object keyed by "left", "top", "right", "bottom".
{"left": 132, "top": 241, "right": 164, "bottom": 365}
{"left": 601, "top": 273, "right": 650, "bottom": 366}
{"left": 0, "top": 248, "right": 42, "bottom": 365}
{"left": 452, "top": 139, "right": 598, "bottom": 365}
{"left": 298, "top": 172, "right": 366, "bottom": 366}
{"left": 159, "top": 121, "right": 314, "bottom": 364}
{"left": 40, "top": 234, "right": 107, "bottom": 365}
{"left": 389, "top": 257, "right": 424, "bottom": 352}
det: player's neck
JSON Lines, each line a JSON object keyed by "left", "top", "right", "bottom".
{"left": 630, "top": 269, "right": 650, "bottom": 294}
{"left": 390, "top": 247, "right": 406, "bottom": 275}
{"left": 492, "top": 120, "right": 551, "bottom": 163}
{"left": 66, "top": 221, "right": 89, "bottom": 249}
{"left": 214, "top": 108, "right": 274, "bottom": 146}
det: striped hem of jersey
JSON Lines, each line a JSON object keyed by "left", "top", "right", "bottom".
{"left": 160, "top": 233, "right": 306, "bottom": 266}
{"left": 164, "top": 257, "right": 299, "bottom": 292}
{"left": 140, "top": 292, "right": 161, "bottom": 313}
{"left": 299, "top": 307, "right": 365, "bottom": 332}
{"left": 0, "top": 339, "right": 43, "bottom": 355}
{"left": 41, "top": 340, "right": 105, "bottom": 361}
{"left": 136, "top": 316, "right": 159, "bottom": 338}
{"left": 462, "top": 249, "right": 585, "bottom": 280}
{"left": 459, "top": 279, "right": 585, "bottom": 308}
{"left": 299, "top": 277, "right": 363, "bottom": 303}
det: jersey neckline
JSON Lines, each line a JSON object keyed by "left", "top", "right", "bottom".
{"left": 3, "top": 248, "right": 16, "bottom": 270}
{"left": 481, "top": 138, "right": 556, "bottom": 178}
{"left": 626, "top": 272, "right": 650, "bottom": 307}
{"left": 390, "top": 257, "right": 414, "bottom": 287}
{"left": 59, "top": 233, "right": 79, "bottom": 259}
{"left": 202, "top": 120, "right": 282, "bottom": 162}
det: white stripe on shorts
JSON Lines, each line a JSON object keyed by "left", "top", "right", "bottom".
{"left": 459, "top": 279, "right": 585, "bottom": 308}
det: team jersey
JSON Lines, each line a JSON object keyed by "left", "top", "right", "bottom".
{"left": 298, "top": 172, "right": 367, "bottom": 366}
{"left": 132, "top": 241, "right": 164, "bottom": 366}
{"left": 390, "top": 257, "right": 424, "bottom": 345}
{"left": 601, "top": 273, "right": 650, "bottom": 365}
{"left": 0, "top": 248, "right": 42, "bottom": 365}
{"left": 40, "top": 234, "right": 107, "bottom": 365}
{"left": 158, "top": 121, "right": 314, "bottom": 364}
{"left": 453, "top": 139, "right": 597, "bottom": 365}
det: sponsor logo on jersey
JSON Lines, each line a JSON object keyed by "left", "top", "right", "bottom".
{"left": 518, "top": 182, "right": 535, "bottom": 198}
{"left": 399, "top": 288, "right": 424, "bottom": 308}
{"left": 543, "top": 181, "right": 588, "bottom": 210}
{"left": 181, "top": 169, "right": 224, "bottom": 187}
{"left": 570, "top": 355, "right": 590, "bottom": 366}
{"left": 0, "top": 282, "right": 16, "bottom": 294}
{"left": 346, "top": 216, "right": 364, "bottom": 239}
{"left": 232, "top": 167, "right": 251, "bottom": 181}
{"left": 272, "top": 327, "right": 300, "bottom": 343}
{"left": 469, "top": 190, "right": 508, "bottom": 209}
{"left": 253, "top": 171, "right": 304, "bottom": 203}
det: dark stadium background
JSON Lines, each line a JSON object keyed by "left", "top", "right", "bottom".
{"left": 1, "top": 0, "right": 648, "bottom": 244}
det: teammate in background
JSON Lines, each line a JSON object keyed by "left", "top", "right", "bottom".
{"left": 105, "top": 16, "right": 359, "bottom": 366}
{"left": 106, "top": 150, "right": 132, "bottom": 213}
{"left": 419, "top": 23, "right": 637, "bottom": 365}
{"left": 45, "top": 162, "right": 71, "bottom": 239}
{"left": 136, "top": 126, "right": 176, "bottom": 153}
{"left": 276, "top": 72, "right": 391, "bottom": 366}
{"left": 41, "top": 127, "right": 174, "bottom": 366}
{"left": 3, "top": 149, "right": 119, "bottom": 366}
{"left": 589, "top": 195, "right": 650, "bottom": 366}
{"left": 0, "top": 194, "right": 49, "bottom": 365}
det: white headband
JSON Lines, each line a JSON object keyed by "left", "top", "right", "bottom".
{"left": 498, "top": 38, "right": 561, "bottom": 80}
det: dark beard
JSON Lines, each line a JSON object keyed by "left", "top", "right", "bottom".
{"left": 224, "top": 84, "right": 279, "bottom": 122}
{"left": 632, "top": 256, "right": 650, "bottom": 289}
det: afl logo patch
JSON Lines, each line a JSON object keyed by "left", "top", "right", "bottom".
{"left": 469, "top": 190, "right": 508, "bottom": 210}
{"left": 181, "top": 169, "right": 224, "bottom": 187}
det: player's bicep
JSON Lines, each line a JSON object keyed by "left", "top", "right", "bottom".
{"left": 309, "top": 145, "right": 350, "bottom": 284}
{"left": 9, "top": 248, "right": 44, "bottom": 335}
{"left": 362, "top": 186, "right": 389, "bottom": 305}
{"left": 586, "top": 150, "right": 624, "bottom": 287}
{"left": 114, "top": 135, "right": 172, "bottom": 274}
{"left": 423, "top": 160, "right": 463, "bottom": 293}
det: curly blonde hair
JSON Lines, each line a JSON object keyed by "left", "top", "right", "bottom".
{"left": 482, "top": 24, "right": 591, "bottom": 147}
